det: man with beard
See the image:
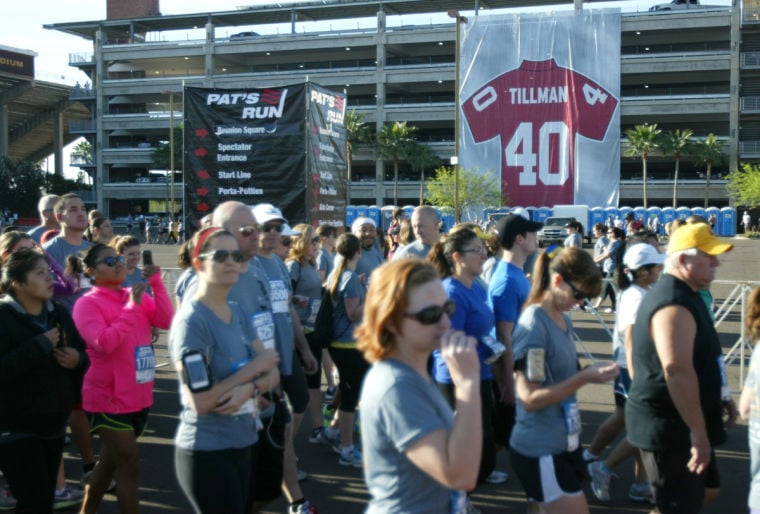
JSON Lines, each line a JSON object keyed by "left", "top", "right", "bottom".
{"left": 352, "top": 217, "right": 384, "bottom": 281}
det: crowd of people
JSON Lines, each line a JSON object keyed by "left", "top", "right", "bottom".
{"left": 0, "top": 193, "right": 757, "bottom": 514}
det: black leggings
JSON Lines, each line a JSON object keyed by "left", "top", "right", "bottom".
{"left": 0, "top": 435, "right": 64, "bottom": 514}
{"left": 598, "top": 272, "right": 617, "bottom": 309}
{"left": 175, "top": 444, "right": 254, "bottom": 514}
{"left": 327, "top": 346, "right": 369, "bottom": 413}
{"left": 437, "top": 380, "right": 497, "bottom": 487}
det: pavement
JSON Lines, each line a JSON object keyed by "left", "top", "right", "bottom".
{"left": 52, "top": 234, "right": 759, "bottom": 513}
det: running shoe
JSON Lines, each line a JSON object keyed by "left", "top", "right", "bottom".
{"left": 587, "top": 461, "right": 613, "bottom": 502}
{"left": 485, "top": 470, "right": 509, "bottom": 484}
{"left": 319, "top": 428, "right": 341, "bottom": 454}
{"left": 628, "top": 481, "right": 655, "bottom": 504}
{"left": 308, "top": 426, "right": 323, "bottom": 444}
{"left": 324, "top": 386, "right": 337, "bottom": 402}
{"left": 321, "top": 404, "right": 336, "bottom": 429}
{"left": 288, "top": 499, "right": 318, "bottom": 513}
{"left": 338, "top": 446, "right": 364, "bottom": 468}
{"left": 0, "top": 488, "right": 16, "bottom": 511}
{"left": 53, "top": 484, "right": 84, "bottom": 510}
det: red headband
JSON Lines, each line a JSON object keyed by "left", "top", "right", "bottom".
{"left": 191, "top": 227, "right": 222, "bottom": 261}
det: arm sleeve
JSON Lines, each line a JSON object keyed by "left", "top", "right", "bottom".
{"left": 73, "top": 295, "right": 144, "bottom": 355}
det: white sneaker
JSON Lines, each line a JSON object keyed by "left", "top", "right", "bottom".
{"left": 485, "top": 470, "right": 509, "bottom": 484}
{"left": 628, "top": 481, "right": 655, "bottom": 504}
{"left": 53, "top": 484, "right": 84, "bottom": 510}
{"left": 338, "top": 446, "right": 364, "bottom": 468}
{"left": 587, "top": 461, "right": 613, "bottom": 502}
{"left": 0, "top": 487, "right": 16, "bottom": 511}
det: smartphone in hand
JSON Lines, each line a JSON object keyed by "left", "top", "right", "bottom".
{"left": 142, "top": 250, "right": 154, "bottom": 266}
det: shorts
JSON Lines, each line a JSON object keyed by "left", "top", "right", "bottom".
{"left": 281, "top": 351, "right": 309, "bottom": 415}
{"left": 510, "top": 447, "right": 585, "bottom": 504}
{"left": 613, "top": 367, "right": 632, "bottom": 407}
{"left": 86, "top": 408, "right": 150, "bottom": 437}
{"left": 304, "top": 331, "right": 325, "bottom": 390}
{"left": 250, "top": 397, "right": 287, "bottom": 502}
{"left": 640, "top": 447, "right": 720, "bottom": 514}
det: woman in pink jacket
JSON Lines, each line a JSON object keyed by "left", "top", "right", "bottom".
{"left": 73, "top": 243, "right": 173, "bottom": 514}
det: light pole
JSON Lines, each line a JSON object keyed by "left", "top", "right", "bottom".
{"left": 163, "top": 90, "right": 178, "bottom": 218}
{"left": 447, "top": 9, "right": 467, "bottom": 223}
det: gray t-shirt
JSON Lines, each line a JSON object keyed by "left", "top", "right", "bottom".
{"left": 169, "top": 299, "right": 258, "bottom": 451}
{"left": 27, "top": 224, "right": 48, "bottom": 244}
{"left": 360, "top": 358, "right": 459, "bottom": 514}
{"left": 43, "top": 236, "right": 93, "bottom": 312}
{"left": 332, "top": 270, "right": 364, "bottom": 342}
{"left": 356, "top": 246, "right": 385, "bottom": 279}
{"left": 391, "top": 240, "right": 431, "bottom": 261}
{"left": 287, "top": 260, "right": 322, "bottom": 330}
{"left": 316, "top": 248, "right": 334, "bottom": 282}
{"left": 510, "top": 304, "right": 580, "bottom": 457}
{"left": 256, "top": 254, "right": 295, "bottom": 375}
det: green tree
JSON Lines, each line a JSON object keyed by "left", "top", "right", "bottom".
{"left": 345, "top": 110, "right": 372, "bottom": 205}
{"left": 405, "top": 142, "right": 440, "bottom": 205}
{"left": 151, "top": 124, "right": 184, "bottom": 172}
{"left": 0, "top": 157, "right": 47, "bottom": 217}
{"left": 70, "top": 139, "right": 93, "bottom": 164}
{"left": 425, "top": 166, "right": 501, "bottom": 221}
{"left": 659, "top": 129, "right": 693, "bottom": 208}
{"left": 376, "top": 121, "right": 416, "bottom": 205}
{"left": 694, "top": 133, "right": 726, "bottom": 208}
{"left": 726, "top": 163, "right": 760, "bottom": 208}
{"left": 624, "top": 123, "right": 661, "bottom": 208}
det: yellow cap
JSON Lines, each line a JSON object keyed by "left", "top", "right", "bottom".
{"left": 667, "top": 223, "right": 733, "bottom": 255}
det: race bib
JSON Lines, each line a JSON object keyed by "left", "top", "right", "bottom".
{"left": 269, "top": 280, "right": 289, "bottom": 314}
{"left": 251, "top": 311, "right": 276, "bottom": 350}
{"left": 135, "top": 345, "right": 156, "bottom": 384}
{"left": 307, "top": 298, "right": 322, "bottom": 325}
{"left": 562, "top": 399, "right": 581, "bottom": 451}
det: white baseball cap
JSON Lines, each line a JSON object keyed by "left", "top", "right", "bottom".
{"left": 252, "top": 203, "right": 287, "bottom": 224}
{"left": 281, "top": 223, "right": 300, "bottom": 236}
{"left": 351, "top": 216, "right": 376, "bottom": 233}
{"left": 623, "top": 243, "right": 666, "bottom": 270}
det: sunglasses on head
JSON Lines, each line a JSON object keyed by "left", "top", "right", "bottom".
{"left": 96, "top": 255, "right": 125, "bottom": 267}
{"left": 562, "top": 276, "right": 588, "bottom": 301}
{"left": 199, "top": 249, "right": 247, "bottom": 263}
{"left": 404, "top": 300, "right": 456, "bottom": 325}
{"left": 262, "top": 223, "right": 284, "bottom": 233}
{"left": 238, "top": 225, "right": 259, "bottom": 237}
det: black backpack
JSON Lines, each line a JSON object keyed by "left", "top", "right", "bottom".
{"left": 308, "top": 288, "right": 334, "bottom": 349}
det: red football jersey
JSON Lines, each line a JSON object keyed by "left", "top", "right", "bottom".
{"left": 462, "top": 59, "right": 617, "bottom": 206}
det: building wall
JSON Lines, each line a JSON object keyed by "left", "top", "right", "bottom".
{"left": 107, "top": 0, "right": 159, "bottom": 20}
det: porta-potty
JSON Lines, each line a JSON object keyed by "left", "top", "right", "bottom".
{"left": 604, "top": 206, "right": 620, "bottom": 226}
{"left": 706, "top": 207, "right": 721, "bottom": 235}
{"left": 647, "top": 206, "right": 663, "bottom": 233}
{"left": 590, "top": 207, "right": 606, "bottom": 229}
{"left": 633, "top": 206, "right": 648, "bottom": 224}
{"left": 661, "top": 207, "right": 676, "bottom": 227}
{"left": 534, "top": 206, "right": 553, "bottom": 224}
{"left": 720, "top": 207, "right": 737, "bottom": 236}
{"left": 346, "top": 205, "right": 357, "bottom": 228}
{"left": 676, "top": 206, "right": 691, "bottom": 220}
{"left": 691, "top": 207, "right": 707, "bottom": 221}
{"left": 367, "top": 206, "right": 381, "bottom": 228}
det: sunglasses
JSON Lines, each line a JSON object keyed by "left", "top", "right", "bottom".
{"left": 239, "top": 225, "right": 259, "bottom": 237}
{"left": 281, "top": 238, "right": 292, "bottom": 247}
{"left": 311, "top": 237, "right": 320, "bottom": 244}
{"left": 96, "top": 255, "right": 125, "bottom": 267}
{"left": 199, "top": 249, "right": 247, "bottom": 263}
{"left": 404, "top": 300, "right": 456, "bottom": 325}
{"left": 562, "top": 276, "right": 588, "bottom": 301}
{"left": 262, "top": 223, "right": 284, "bottom": 233}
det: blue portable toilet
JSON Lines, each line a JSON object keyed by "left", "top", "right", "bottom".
{"left": 534, "top": 206, "right": 552, "bottom": 223}
{"left": 691, "top": 207, "right": 706, "bottom": 221}
{"left": 523, "top": 206, "right": 537, "bottom": 222}
{"left": 402, "top": 205, "right": 415, "bottom": 219}
{"left": 647, "top": 206, "right": 663, "bottom": 234}
{"left": 604, "top": 206, "right": 620, "bottom": 226}
{"left": 619, "top": 206, "right": 633, "bottom": 221}
{"left": 706, "top": 207, "right": 721, "bottom": 235}
{"left": 355, "top": 206, "right": 369, "bottom": 220}
{"left": 633, "top": 206, "right": 647, "bottom": 225}
{"left": 675, "top": 206, "right": 691, "bottom": 220}
{"left": 720, "top": 207, "right": 737, "bottom": 236}
{"left": 590, "top": 207, "right": 605, "bottom": 229}
{"left": 346, "top": 205, "right": 357, "bottom": 228}
{"left": 380, "top": 205, "right": 396, "bottom": 231}
{"left": 662, "top": 207, "right": 676, "bottom": 226}
{"left": 367, "top": 206, "right": 381, "bottom": 227}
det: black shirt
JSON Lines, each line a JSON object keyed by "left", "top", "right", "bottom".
{"left": 625, "top": 274, "right": 725, "bottom": 451}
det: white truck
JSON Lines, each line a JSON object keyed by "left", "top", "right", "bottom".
{"left": 537, "top": 205, "right": 590, "bottom": 247}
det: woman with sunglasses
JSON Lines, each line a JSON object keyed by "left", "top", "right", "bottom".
{"left": 320, "top": 232, "right": 368, "bottom": 468}
{"left": 286, "top": 224, "right": 329, "bottom": 445}
{"left": 356, "top": 259, "right": 481, "bottom": 512}
{"left": 427, "top": 227, "right": 503, "bottom": 495}
{"left": 0, "top": 249, "right": 88, "bottom": 513}
{"left": 72, "top": 243, "right": 173, "bottom": 514}
{"left": 170, "top": 227, "right": 280, "bottom": 514}
{"left": 509, "top": 246, "right": 618, "bottom": 514}
{"left": 110, "top": 235, "right": 148, "bottom": 290}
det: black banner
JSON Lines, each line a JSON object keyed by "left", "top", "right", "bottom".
{"left": 305, "top": 83, "right": 347, "bottom": 228}
{"left": 184, "top": 85, "right": 307, "bottom": 231}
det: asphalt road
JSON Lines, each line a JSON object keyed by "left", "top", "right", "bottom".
{"left": 55, "top": 235, "right": 759, "bottom": 513}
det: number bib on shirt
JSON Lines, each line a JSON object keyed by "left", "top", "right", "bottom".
{"left": 307, "top": 298, "right": 321, "bottom": 325}
{"left": 135, "top": 345, "right": 156, "bottom": 384}
{"left": 562, "top": 399, "right": 581, "bottom": 451}
{"left": 269, "top": 280, "right": 289, "bottom": 314}
{"left": 251, "top": 311, "right": 275, "bottom": 350}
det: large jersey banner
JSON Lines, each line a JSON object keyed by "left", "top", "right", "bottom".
{"left": 184, "top": 84, "right": 346, "bottom": 231}
{"left": 460, "top": 10, "right": 621, "bottom": 207}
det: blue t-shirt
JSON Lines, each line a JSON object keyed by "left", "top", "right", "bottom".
{"left": 488, "top": 260, "right": 531, "bottom": 327}
{"left": 510, "top": 305, "right": 580, "bottom": 457}
{"left": 360, "top": 358, "right": 458, "bottom": 514}
{"left": 432, "top": 277, "right": 495, "bottom": 383}
{"left": 169, "top": 300, "right": 258, "bottom": 451}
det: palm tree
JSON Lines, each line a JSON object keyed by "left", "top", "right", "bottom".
{"left": 659, "top": 129, "right": 693, "bottom": 208}
{"left": 70, "top": 139, "right": 93, "bottom": 165}
{"left": 624, "top": 123, "right": 662, "bottom": 208}
{"left": 694, "top": 133, "right": 726, "bottom": 208}
{"left": 406, "top": 142, "right": 440, "bottom": 205}
{"left": 376, "top": 121, "right": 417, "bottom": 205}
{"left": 344, "top": 110, "right": 371, "bottom": 206}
